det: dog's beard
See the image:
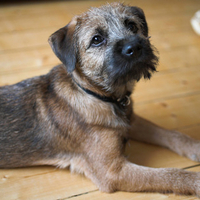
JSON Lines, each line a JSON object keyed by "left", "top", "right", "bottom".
{"left": 104, "top": 42, "right": 159, "bottom": 87}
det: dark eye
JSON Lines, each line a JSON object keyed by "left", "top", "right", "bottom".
{"left": 125, "top": 20, "right": 138, "bottom": 33}
{"left": 91, "top": 35, "right": 105, "bottom": 47}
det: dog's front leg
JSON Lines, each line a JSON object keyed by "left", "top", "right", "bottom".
{"left": 115, "top": 161, "right": 200, "bottom": 195}
{"left": 80, "top": 129, "right": 199, "bottom": 195}
{"left": 87, "top": 155, "right": 200, "bottom": 195}
{"left": 128, "top": 114, "right": 200, "bottom": 162}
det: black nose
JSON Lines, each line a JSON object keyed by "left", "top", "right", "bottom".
{"left": 121, "top": 41, "right": 142, "bottom": 58}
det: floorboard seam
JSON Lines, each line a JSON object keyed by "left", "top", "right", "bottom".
{"left": 59, "top": 189, "right": 98, "bottom": 200}
{"left": 182, "top": 164, "right": 200, "bottom": 170}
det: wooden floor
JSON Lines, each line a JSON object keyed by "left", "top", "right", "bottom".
{"left": 0, "top": 0, "right": 200, "bottom": 199}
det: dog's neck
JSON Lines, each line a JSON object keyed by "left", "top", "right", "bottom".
{"left": 71, "top": 72, "right": 132, "bottom": 107}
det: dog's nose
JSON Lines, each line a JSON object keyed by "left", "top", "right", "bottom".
{"left": 122, "top": 42, "right": 142, "bottom": 58}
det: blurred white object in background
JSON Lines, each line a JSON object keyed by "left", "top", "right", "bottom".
{"left": 191, "top": 10, "right": 200, "bottom": 35}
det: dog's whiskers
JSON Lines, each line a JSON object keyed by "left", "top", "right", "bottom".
{"left": 146, "top": 36, "right": 151, "bottom": 40}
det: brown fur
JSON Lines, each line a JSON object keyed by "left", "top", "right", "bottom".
{"left": 0, "top": 3, "right": 200, "bottom": 196}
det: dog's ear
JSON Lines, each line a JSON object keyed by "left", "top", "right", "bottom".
{"left": 48, "top": 18, "right": 77, "bottom": 72}
{"left": 131, "top": 7, "right": 148, "bottom": 37}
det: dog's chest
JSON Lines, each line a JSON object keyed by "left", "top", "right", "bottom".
{"left": 76, "top": 96, "right": 131, "bottom": 129}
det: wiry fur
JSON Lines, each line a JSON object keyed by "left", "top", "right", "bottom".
{"left": 0, "top": 3, "right": 200, "bottom": 197}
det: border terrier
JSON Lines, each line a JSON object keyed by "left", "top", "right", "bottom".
{"left": 0, "top": 3, "right": 200, "bottom": 196}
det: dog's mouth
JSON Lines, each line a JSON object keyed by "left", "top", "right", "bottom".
{"left": 105, "top": 36, "right": 159, "bottom": 86}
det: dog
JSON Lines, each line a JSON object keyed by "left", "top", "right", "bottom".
{"left": 0, "top": 2, "right": 200, "bottom": 196}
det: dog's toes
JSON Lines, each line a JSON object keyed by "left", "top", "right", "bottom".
{"left": 189, "top": 142, "right": 200, "bottom": 162}
{"left": 181, "top": 139, "right": 200, "bottom": 163}
{"left": 190, "top": 154, "right": 200, "bottom": 162}
{"left": 188, "top": 173, "right": 200, "bottom": 197}
{"left": 196, "top": 177, "right": 200, "bottom": 197}
{"left": 179, "top": 149, "right": 200, "bottom": 163}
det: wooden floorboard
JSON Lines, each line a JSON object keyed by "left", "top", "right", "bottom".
{"left": 0, "top": 0, "right": 200, "bottom": 199}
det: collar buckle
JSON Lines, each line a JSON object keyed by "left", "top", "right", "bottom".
{"left": 117, "top": 95, "right": 131, "bottom": 107}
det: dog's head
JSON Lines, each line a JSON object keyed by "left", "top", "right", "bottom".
{"left": 49, "top": 3, "right": 158, "bottom": 93}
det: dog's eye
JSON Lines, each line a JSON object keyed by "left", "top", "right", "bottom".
{"left": 125, "top": 20, "right": 138, "bottom": 33}
{"left": 91, "top": 35, "right": 105, "bottom": 47}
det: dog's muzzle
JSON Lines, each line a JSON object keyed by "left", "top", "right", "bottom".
{"left": 116, "top": 35, "right": 144, "bottom": 59}
{"left": 121, "top": 38, "right": 142, "bottom": 59}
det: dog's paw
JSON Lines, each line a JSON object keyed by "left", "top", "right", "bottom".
{"left": 189, "top": 153, "right": 200, "bottom": 162}
{"left": 185, "top": 141, "right": 200, "bottom": 162}
{"left": 195, "top": 175, "right": 200, "bottom": 197}
{"left": 172, "top": 131, "right": 200, "bottom": 162}
{"left": 174, "top": 171, "right": 200, "bottom": 197}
